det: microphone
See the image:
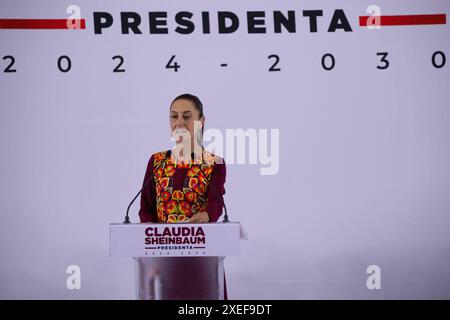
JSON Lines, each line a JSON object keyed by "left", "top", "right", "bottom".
{"left": 123, "top": 150, "right": 172, "bottom": 224}
{"left": 191, "top": 152, "right": 229, "bottom": 223}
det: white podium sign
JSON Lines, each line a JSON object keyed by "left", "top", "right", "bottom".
{"left": 110, "top": 222, "right": 243, "bottom": 257}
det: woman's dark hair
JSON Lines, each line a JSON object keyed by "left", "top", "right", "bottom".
{"left": 171, "top": 93, "right": 204, "bottom": 118}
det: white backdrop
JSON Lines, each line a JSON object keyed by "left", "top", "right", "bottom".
{"left": 0, "top": 0, "right": 449, "bottom": 299}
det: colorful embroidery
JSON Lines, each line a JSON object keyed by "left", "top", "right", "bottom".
{"left": 153, "top": 150, "right": 216, "bottom": 223}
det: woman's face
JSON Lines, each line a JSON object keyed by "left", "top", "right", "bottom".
{"left": 170, "top": 99, "right": 204, "bottom": 145}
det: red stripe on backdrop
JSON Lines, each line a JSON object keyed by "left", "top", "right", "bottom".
{"left": 0, "top": 19, "right": 85, "bottom": 29}
{"left": 359, "top": 14, "right": 446, "bottom": 26}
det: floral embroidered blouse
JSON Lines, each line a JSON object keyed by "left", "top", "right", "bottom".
{"left": 139, "top": 150, "right": 226, "bottom": 223}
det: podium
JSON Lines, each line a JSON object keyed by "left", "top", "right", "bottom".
{"left": 110, "top": 222, "right": 247, "bottom": 300}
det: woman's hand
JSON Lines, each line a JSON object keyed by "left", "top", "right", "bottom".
{"left": 189, "top": 211, "right": 210, "bottom": 223}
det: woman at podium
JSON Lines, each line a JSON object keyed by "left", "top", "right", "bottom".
{"left": 138, "top": 93, "right": 228, "bottom": 299}
{"left": 138, "top": 93, "right": 226, "bottom": 224}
